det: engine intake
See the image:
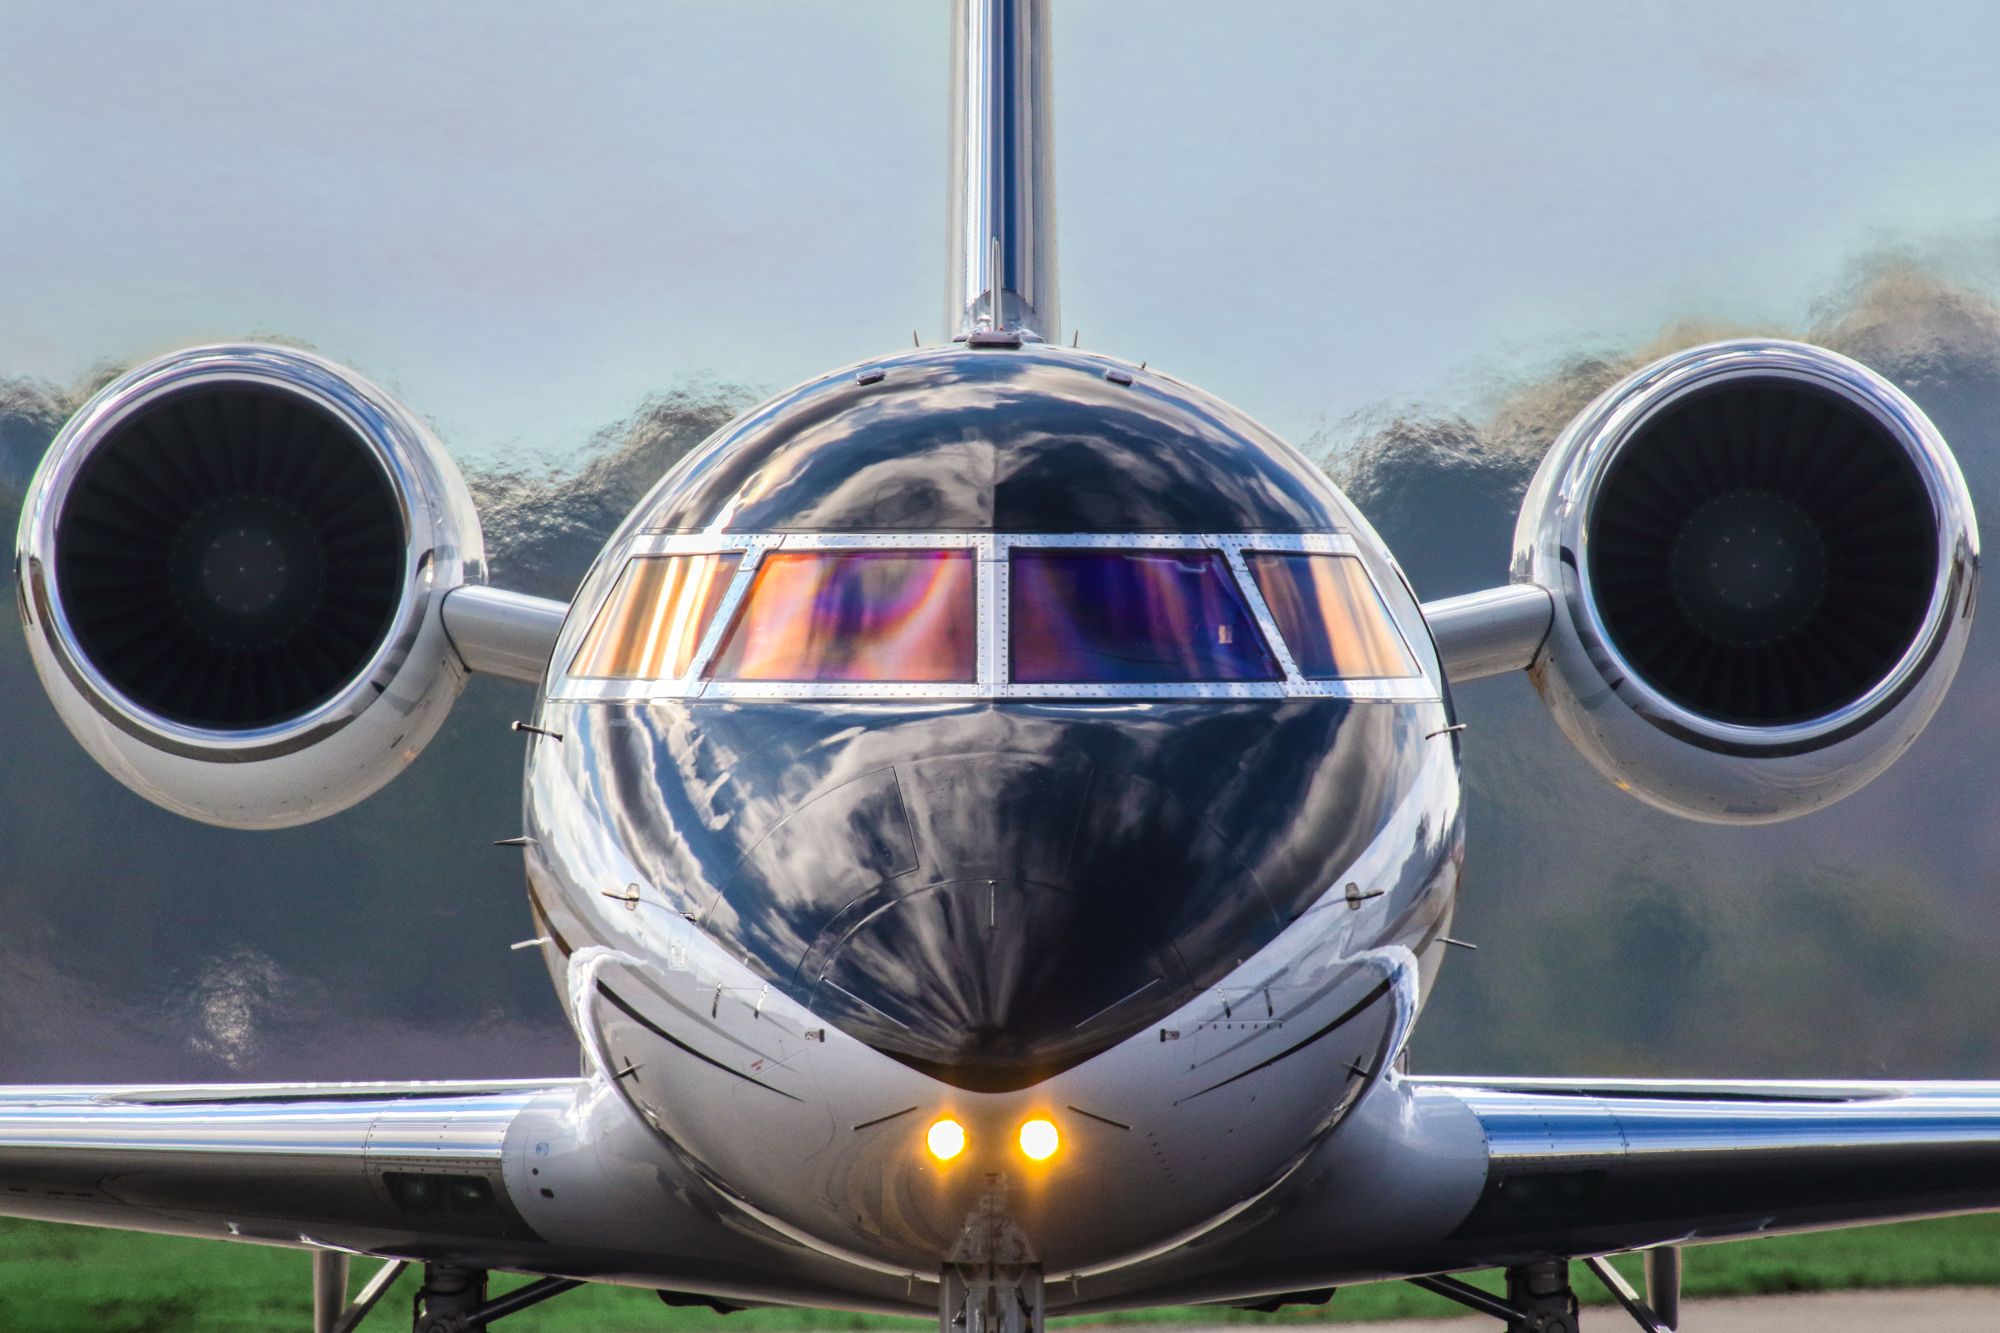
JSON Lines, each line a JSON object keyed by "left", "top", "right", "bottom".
{"left": 55, "top": 384, "right": 406, "bottom": 729}
{"left": 18, "top": 345, "right": 485, "bottom": 828}
{"left": 1514, "top": 340, "right": 1978, "bottom": 822}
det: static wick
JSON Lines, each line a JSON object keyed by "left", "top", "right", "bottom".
{"left": 1440, "top": 936, "right": 1479, "bottom": 951}
{"left": 493, "top": 835, "right": 535, "bottom": 847}
{"left": 512, "top": 720, "right": 563, "bottom": 742}
{"left": 510, "top": 937, "right": 550, "bottom": 952}
{"left": 1344, "top": 882, "right": 1385, "bottom": 910}
{"left": 1426, "top": 723, "right": 1469, "bottom": 740}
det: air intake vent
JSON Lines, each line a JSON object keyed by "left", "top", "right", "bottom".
{"left": 53, "top": 386, "right": 404, "bottom": 729}
{"left": 1587, "top": 379, "right": 1935, "bottom": 728}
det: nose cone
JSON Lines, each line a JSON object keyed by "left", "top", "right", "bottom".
{"left": 781, "top": 745, "right": 1296, "bottom": 1093}
{"left": 808, "top": 878, "right": 1180, "bottom": 1093}
{"left": 637, "top": 704, "right": 1404, "bottom": 1094}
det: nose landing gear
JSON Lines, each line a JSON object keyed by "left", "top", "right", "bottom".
{"left": 940, "top": 1175, "right": 1046, "bottom": 1333}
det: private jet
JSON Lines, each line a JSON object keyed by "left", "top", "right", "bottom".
{"left": 4, "top": 4, "right": 1995, "bottom": 1332}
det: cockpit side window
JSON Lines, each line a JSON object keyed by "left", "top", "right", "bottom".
{"left": 1244, "top": 552, "right": 1420, "bottom": 679}
{"left": 1010, "top": 549, "right": 1280, "bottom": 684}
{"left": 571, "top": 552, "right": 743, "bottom": 679}
{"left": 706, "top": 550, "right": 976, "bottom": 683}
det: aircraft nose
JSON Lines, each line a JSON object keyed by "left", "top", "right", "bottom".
{"left": 806, "top": 878, "right": 1181, "bottom": 1093}
{"left": 708, "top": 745, "right": 1288, "bottom": 1092}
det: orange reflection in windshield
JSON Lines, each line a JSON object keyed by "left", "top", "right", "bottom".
{"left": 571, "top": 553, "right": 743, "bottom": 679}
{"left": 708, "top": 550, "right": 976, "bottom": 682}
{"left": 1246, "top": 553, "right": 1419, "bottom": 679}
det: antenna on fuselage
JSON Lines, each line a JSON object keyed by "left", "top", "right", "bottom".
{"left": 948, "top": 0, "right": 1059, "bottom": 345}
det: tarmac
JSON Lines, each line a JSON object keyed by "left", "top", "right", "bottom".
{"left": 1313, "top": 1284, "right": 2000, "bottom": 1330}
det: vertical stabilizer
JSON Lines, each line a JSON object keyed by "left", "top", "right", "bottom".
{"left": 946, "top": 0, "right": 1059, "bottom": 344}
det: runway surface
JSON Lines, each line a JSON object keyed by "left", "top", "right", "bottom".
{"left": 1298, "top": 1284, "right": 2000, "bottom": 1330}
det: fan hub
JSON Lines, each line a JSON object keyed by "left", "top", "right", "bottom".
{"left": 173, "top": 495, "right": 327, "bottom": 647}
{"left": 1669, "top": 489, "right": 1827, "bottom": 645}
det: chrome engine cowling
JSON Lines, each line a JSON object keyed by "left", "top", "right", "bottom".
{"left": 1514, "top": 339, "right": 1978, "bottom": 823}
{"left": 16, "top": 345, "right": 485, "bottom": 828}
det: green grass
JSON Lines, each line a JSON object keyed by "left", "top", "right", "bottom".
{"left": 4, "top": 1213, "right": 2000, "bottom": 1331}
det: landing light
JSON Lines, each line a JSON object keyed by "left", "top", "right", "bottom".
{"left": 1018, "top": 1118, "right": 1059, "bottom": 1161}
{"left": 927, "top": 1118, "right": 967, "bottom": 1161}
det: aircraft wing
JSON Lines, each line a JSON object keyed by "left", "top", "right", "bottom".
{"left": 1417, "top": 1076, "right": 2000, "bottom": 1263}
{"left": 1061, "top": 1074, "right": 2000, "bottom": 1313}
{"left": 0, "top": 1078, "right": 922, "bottom": 1315}
{"left": 0, "top": 1079, "right": 564, "bottom": 1251}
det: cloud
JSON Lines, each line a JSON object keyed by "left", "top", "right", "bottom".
{"left": 467, "top": 385, "right": 754, "bottom": 600}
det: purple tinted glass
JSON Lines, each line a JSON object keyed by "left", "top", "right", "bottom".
{"left": 1010, "top": 550, "right": 1280, "bottom": 684}
{"left": 707, "top": 550, "right": 976, "bottom": 683}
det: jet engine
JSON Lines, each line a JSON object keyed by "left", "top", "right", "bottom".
{"left": 1513, "top": 339, "right": 1978, "bottom": 823}
{"left": 15, "top": 345, "right": 486, "bottom": 829}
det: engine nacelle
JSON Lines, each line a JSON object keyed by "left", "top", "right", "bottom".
{"left": 1514, "top": 339, "right": 1978, "bottom": 823}
{"left": 16, "top": 345, "right": 485, "bottom": 829}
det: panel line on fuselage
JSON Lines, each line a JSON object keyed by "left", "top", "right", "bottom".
{"left": 596, "top": 981, "right": 805, "bottom": 1103}
{"left": 1174, "top": 977, "right": 1395, "bottom": 1104}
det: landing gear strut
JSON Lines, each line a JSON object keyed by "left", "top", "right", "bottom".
{"left": 940, "top": 1176, "right": 1045, "bottom": 1333}
{"left": 1504, "top": 1261, "right": 1580, "bottom": 1332}
{"left": 413, "top": 1265, "right": 488, "bottom": 1333}
{"left": 1408, "top": 1250, "right": 1679, "bottom": 1332}
{"left": 308, "top": 1255, "right": 583, "bottom": 1332}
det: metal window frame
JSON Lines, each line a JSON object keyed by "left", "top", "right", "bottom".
{"left": 550, "top": 532, "right": 1440, "bottom": 703}
{"left": 1229, "top": 541, "right": 1432, "bottom": 694}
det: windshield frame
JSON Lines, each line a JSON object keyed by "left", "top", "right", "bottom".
{"left": 550, "top": 531, "right": 1438, "bottom": 702}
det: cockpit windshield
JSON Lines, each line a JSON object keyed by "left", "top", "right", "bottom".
{"left": 1244, "top": 552, "right": 1420, "bottom": 679}
{"left": 571, "top": 552, "right": 743, "bottom": 679}
{"left": 1010, "top": 549, "right": 1280, "bottom": 683}
{"left": 707, "top": 550, "right": 977, "bottom": 682}
{"left": 557, "top": 536, "right": 1434, "bottom": 699}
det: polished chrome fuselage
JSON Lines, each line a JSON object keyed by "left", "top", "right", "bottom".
{"left": 519, "top": 693, "right": 1460, "bottom": 1275}
{"left": 510, "top": 344, "right": 1468, "bottom": 1275}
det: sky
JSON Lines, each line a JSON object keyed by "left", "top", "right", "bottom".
{"left": 7, "top": 1, "right": 2000, "bottom": 468}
